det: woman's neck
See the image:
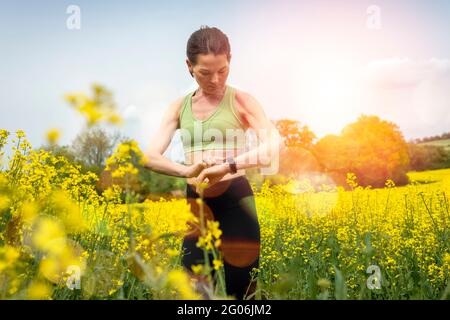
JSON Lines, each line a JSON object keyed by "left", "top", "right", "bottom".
{"left": 194, "top": 85, "right": 226, "bottom": 100}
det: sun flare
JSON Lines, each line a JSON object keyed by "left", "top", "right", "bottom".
{"left": 292, "top": 55, "right": 362, "bottom": 136}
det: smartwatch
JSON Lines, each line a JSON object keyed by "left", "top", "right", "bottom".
{"left": 226, "top": 157, "right": 237, "bottom": 174}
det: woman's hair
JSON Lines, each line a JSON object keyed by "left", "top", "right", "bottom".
{"left": 186, "top": 26, "right": 231, "bottom": 77}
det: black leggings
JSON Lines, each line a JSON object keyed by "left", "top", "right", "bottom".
{"left": 181, "top": 176, "right": 261, "bottom": 300}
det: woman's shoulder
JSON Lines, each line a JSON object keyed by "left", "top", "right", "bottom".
{"left": 161, "top": 95, "right": 189, "bottom": 130}
{"left": 232, "top": 86, "right": 251, "bottom": 105}
{"left": 166, "top": 96, "right": 185, "bottom": 117}
{"left": 231, "top": 86, "right": 263, "bottom": 117}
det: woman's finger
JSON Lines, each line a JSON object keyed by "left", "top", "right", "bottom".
{"left": 205, "top": 157, "right": 215, "bottom": 167}
{"left": 195, "top": 161, "right": 207, "bottom": 174}
{"left": 195, "top": 176, "right": 209, "bottom": 193}
{"left": 197, "top": 171, "right": 206, "bottom": 184}
{"left": 201, "top": 159, "right": 210, "bottom": 167}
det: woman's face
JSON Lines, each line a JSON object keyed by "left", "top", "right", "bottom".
{"left": 187, "top": 53, "right": 230, "bottom": 95}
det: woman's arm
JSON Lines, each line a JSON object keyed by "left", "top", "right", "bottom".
{"left": 143, "top": 97, "right": 211, "bottom": 178}
{"left": 195, "top": 91, "right": 285, "bottom": 189}
{"left": 232, "top": 91, "right": 285, "bottom": 172}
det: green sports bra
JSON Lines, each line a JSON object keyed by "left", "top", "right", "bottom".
{"left": 179, "top": 85, "right": 247, "bottom": 154}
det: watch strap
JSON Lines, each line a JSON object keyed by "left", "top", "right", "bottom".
{"left": 226, "top": 157, "right": 237, "bottom": 174}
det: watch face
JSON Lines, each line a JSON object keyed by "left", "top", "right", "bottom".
{"left": 226, "top": 157, "right": 237, "bottom": 173}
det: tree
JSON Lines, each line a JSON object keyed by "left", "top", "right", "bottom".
{"left": 38, "top": 144, "right": 78, "bottom": 163}
{"left": 271, "top": 119, "right": 320, "bottom": 178}
{"left": 408, "top": 143, "right": 450, "bottom": 171}
{"left": 71, "top": 126, "right": 125, "bottom": 174}
{"left": 275, "top": 119, "right": 317, "bottom": 149}
{"left": 313, "top": 115, "right": 410, "bottom": 188}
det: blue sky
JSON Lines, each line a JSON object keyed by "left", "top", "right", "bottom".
{"left": 1, "top": 0, "right": 449, "bottom": 160}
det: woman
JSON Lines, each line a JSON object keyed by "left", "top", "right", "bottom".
{"left": 145, "top": 26, "right": 283, "bottom": 300}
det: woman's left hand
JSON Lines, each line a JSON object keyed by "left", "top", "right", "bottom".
{"left": 195, "top": 163, "right": 230, "bottom": 193}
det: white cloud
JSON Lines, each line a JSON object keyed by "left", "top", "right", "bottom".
{"left": 364, "top": 57, "right": 450, "bottom": 89}
{"left": 362, "top": 57, "right": 450, "bottom": 139}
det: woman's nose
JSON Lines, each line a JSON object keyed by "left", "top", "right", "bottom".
{"left": 211, "top": 73, "right": 219, "bottom": 84}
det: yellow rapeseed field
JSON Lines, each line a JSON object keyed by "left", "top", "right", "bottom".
{"left": 0, "top": 129, "right": 449, "bottom": 300}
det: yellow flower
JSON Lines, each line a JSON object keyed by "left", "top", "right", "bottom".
{"left": 27, "top": 281, "right": 52, "bottom": 300}
{"left": 0, "top": 173, "right": 7, "bottom": 186}
{"left": 65, "top": 84, "right": 122, "bottom": 127}
{"left": 105, "top": 141, "right": 143, "bottom": 180}
{"left": 79, "top": 102, "right": 102, "bottom": 126}
{"left": 108, "top": 288, "right": 118, "bottom": 296}
{"left": 191, "top": 264, "right": 204, "bottom": 275}
{"left": 21, "top": 201, "right": 39, "bottom": 224}
{"left": 0, "top": 195, "right": 10, "bottom": 211}
{"left": 346, "top": 172, "right": 358, "bottom": 188}
{"left": 39, "top": 243, "right": 85, "bottom": 284}
{"left": 0, "top": 129, "right": 9, "bottom": 139}
{"left": 107, "top": 113, "right": 123, "bottom": 125}
{"left": 167, "top": 248, "right": 179, "bottom": 257}
{"left": 51, "top": 190, "right": 87, "bottom": 233}
{"left": 4, "top": 246, "right": 19, "bottom": 263}
{"left": 207, "top": 220, "right": 222, "bottom": 239}
{"left": 115, "top": 279, "right": 124, "bottom": 287}
{"left": 205, "top": 242, "right": 213, "bottom": 251}
{"left": 155, "top": 266, "right": 163, "bottom": 276}
{"left": 16, "top": 129, "right": 25, "bottom": 139}
{"left": 0, "top": 246, "right": 20, "bottom": 271}
{"left": 385, "top": 179, "right": 396, "bottom": 188}
{"left": 213, "top": 259, "right": 223, "bottom": 270}
{"left": 46, "top": 128, "right": 61, "bottom": 145}
{"left": 167, "top": 270, "right": 201, "bottom": 300}
{"left": 196, "top": 236, "right": 206, "bottom": 248}
{"left": 198, "top": 181, "right": 209, "bottom": 190}
{"left": 32, "top": 217, "right": 66, "bottom": 254}
{"left": 139, "top": 154, "right": 149, "bottom": 166}
{"left": 443, "top": 253, "right": 450, "bottom": 265}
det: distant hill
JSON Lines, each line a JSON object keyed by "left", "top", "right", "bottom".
{"left": 412, "top": 131, "right": 450, "bottom": 144}
{"left": 418, "top": 139, "right": 450, "bottom": 151}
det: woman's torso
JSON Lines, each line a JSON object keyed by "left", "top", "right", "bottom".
{"left": 179, "top": 84, "right": 248, "bottom": 185}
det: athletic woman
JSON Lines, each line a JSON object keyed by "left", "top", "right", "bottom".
{"left": 144, "top": 26, "right": 283, "bottom": 300}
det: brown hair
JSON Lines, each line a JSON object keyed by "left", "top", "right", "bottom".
{"left": 186, "top": 26, "right": 231, "bottom": 77}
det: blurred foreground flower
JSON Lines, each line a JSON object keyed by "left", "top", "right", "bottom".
{"left": 65, "top": 83, "right": 123, "bottom": 127}
{"left": 166, "top": 269, "right": 201, "bottom": 300}
{"left": 46, "top": 128, "right": 61, "bottom": 145}
{"left": 27, "top": 281, "right": 53, "bottom": 300}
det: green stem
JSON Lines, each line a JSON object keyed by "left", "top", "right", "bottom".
{"left": 198, "top": 188, "right": 213, "bottom": 287}
{"left": 210, "top": 248, "right": 226, "bottom": 296}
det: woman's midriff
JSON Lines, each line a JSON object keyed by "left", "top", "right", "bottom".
{"left": 185, "top": 148, "right": 246, "bottom": 185}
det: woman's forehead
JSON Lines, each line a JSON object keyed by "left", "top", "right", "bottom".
{"left": 196, "top": 53, "right": 229, "bottom": 68}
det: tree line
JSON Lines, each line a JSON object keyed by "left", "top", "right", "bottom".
{"left": 41, "top": 83, "right": 449, "bottom": 196}
{"left": 410, "top": 132, "right": 450, "bottom": 144}
{"left": 42, "top": 115, "right": 450, "bottom": 196}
